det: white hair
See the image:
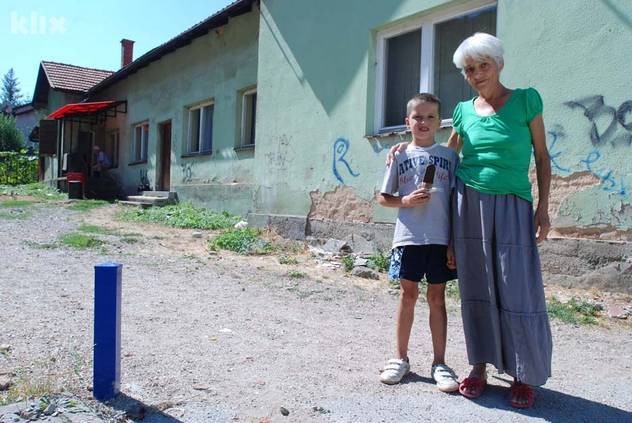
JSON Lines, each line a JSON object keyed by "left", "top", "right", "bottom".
{"left": 452, "top": 32, "right": 504, "bottom": 73}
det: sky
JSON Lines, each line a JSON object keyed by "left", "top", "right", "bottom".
{"left": 1, "top": 0, "right": 235, "bottom": 102}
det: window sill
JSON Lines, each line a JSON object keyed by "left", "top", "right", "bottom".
{"left": 234, "top": 144, "right": 255, "bottom": 152}
{"left": 366, "top": 119, "right": 453, "bottom": 140}
{"left": 128, "top": 160, "right": 147, "bottom": 166}
{"left": 181, "top": 151, "right": 212, "bottom": 158}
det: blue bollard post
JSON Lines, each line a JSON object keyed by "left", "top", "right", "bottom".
{"left": 93, "top": 262, "right": 122, "bottom": 401}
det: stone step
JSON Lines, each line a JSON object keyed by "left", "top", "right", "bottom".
{"left": 118, "top": 200, "right": 152, "bottom": 208}
{"left": 126, "top": 195, "right": 172, "bottom": 205}
{"left": 141, "top": 191, "right": 177, "bottom": 200}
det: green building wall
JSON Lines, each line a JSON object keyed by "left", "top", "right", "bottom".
{"left": 252, "top": 0, "right": 632, "bottom": 238}
{"left": 93, "top": 8, "right": 259, "bottom": 214}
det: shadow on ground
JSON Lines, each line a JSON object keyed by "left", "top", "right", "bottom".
{"left": 108, "top": 393, "right": 183, "bottom": 423}
{"left": 456, "top": 375, "right": 630, "bottom": 422}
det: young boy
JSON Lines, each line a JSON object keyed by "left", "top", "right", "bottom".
{"left": 378, "top": 93, "right": 459, "bottom": 392}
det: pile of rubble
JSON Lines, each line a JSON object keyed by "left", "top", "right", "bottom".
{"left": 306, "top": 237, "right": 383, "bottom": 281}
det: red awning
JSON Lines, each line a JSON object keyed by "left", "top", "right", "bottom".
{"left": 48, "top": 101, "right": 118, "bottom": 119}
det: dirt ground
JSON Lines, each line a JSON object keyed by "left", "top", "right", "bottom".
{"left": 1, "top": 201, "right": 631, "bottom": 423}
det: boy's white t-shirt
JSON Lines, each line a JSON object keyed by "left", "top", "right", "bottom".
{"left": 380, "top": 143, "right": 459, "bottom": 247}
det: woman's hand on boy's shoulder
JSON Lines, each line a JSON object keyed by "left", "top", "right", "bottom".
{"left": 385, "top": 142, "right": 409, "bottom": 166}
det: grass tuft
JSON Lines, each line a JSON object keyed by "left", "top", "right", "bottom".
{"left": 445, "top": 280, "right": 460, "bottom": 299}
{"left": 118, "top": 202, "right": 239, "bottom": 230}
{"left": 367, "top": 250, "right": 390, "bottom": 273}
{"left": 0, "top": 369, "right": 55, "bottom": 406}
{"left": 77, "top": 223, "right": 117, "bottom": 235}
{"left": 67, "top": 200, "right": 109, "bottom": 212}
{"left": 208, "top": 228, "right": 272, "bottom": 254}
{"left": 288, "top": 270, "right": 306, "bottom": 279}
{"left": 0, "top": 182, "right": 65, "bottom": 201}
{"left": 279, "top": 255, "right": 299, "bottom": 265}
{"left": 547, "top": 296, "right": 600, "bottom": 325}
{"left": 0, "top": 210, "right": 32, "bottom": 220}
{"left": 58, "top": 232, "right": 104, "bottom": 249}
{"left": 341, "top": 255, "right": 354, "bottom": 273}
{"left": 0, "top": 199, "right": 34, "bottom": 208}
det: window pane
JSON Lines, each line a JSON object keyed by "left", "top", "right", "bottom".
{"left": 113, "top": 133, "right": 119, "bottom": 168}
{"left": 241, "top": 92, "right": 256, "bottom": 146}
{"left": 189, "top": 109, "right": 200, "bottom": 153}
{"left": 434, "top": 7, "right": 497, "bottom": 119}
{"left": 249, "top": 94, "right": 256, "bottom": 145}
{"left": 385, "top": 30, "right": 421, "bottom": 128}
{"left": 106, "top": 132, "right": 119, "bottom": 168}
{"left": 202, "top": 105, "right": 213, "bottom": 152}
{"left": 135, "top": 126, "right": 142, "bottom": 161}
{"left": 142, "top": 124, "right": 149, "bottom": 161}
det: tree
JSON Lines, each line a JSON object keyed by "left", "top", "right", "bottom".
{"left": 1, "top": 68, "right": 24, "bottom": 109}
{"left": 0, "top": 114, "right": 23, "bottom": 151}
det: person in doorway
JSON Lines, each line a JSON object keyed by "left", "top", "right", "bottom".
{"left": 378, "top": 93, "right": 460, "bottom": 393}
{"left": 92, "top": 145, "right": 111, "bottom": 176}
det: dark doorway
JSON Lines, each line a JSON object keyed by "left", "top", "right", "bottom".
{"left": 77, "top": 130, "right": 93, "bottom": 174}
{"left": 158, "top": 121, "right": 172, "bottom": 191}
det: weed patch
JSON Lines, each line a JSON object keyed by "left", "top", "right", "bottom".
{"left": 0, "top": 199, "right": 34, "bottom": 208}
{"left": 208, "top": 228, "right": 272, "bottom": 254}
{"left": 445, "top": 280, "right": 460, "bottom": 299}
{"left": 0, "top": 369, "right": 55, "bottom": 406}
{"left": 67, "top": 200, "right": 109, "bottom": 212}
{"left": 58, "top": 232, "right": 103, "bottom": 249}
{"left": 367, "top": 250, "right": 390, "bottom": 273}
{"left": 0, "top": 182, "right": 65, "bottom": 201}
{"left": 0, "top": 210, "right": 31, "bottom": 220}
{"left": 77, "top": 223, "right": 117, "bottom": 235}
{"left": 118, "top": 202, "right": 239, "bottom": 230}
{"left": 547, "top": 297, "right": 600, "bottom": 325}
{"left": 288, "top": 270, "right": 306, "bottom": 279}
{"left": 279, "top": 255, "right": 299, "bottom": 265}
{"left": 341, "top": 256, "right": 354, "bottom": 273}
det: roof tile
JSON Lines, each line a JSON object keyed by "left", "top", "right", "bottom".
{"left": 41, "top": 61, "right": 113, "bottom": 93}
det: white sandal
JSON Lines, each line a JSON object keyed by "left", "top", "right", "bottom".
{"left": 431, "top": 363, "right": 459, "bottom": 392}
{"left": 380, "top": 358, "right": 410, "bottom": 385}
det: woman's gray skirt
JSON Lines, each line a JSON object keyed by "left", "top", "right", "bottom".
{"left": 453, "top": 178, "right": 552, "bottom": 386}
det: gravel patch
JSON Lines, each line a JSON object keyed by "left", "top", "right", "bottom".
{"left": 0, "top": 202, "right": 631, "bottom": 422}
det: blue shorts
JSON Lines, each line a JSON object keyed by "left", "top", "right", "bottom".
{"left": 388, "top": 244, "right": 456, "bottom": 284}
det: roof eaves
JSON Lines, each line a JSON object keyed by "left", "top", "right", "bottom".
{"left": 88, "top": 0, "right": 256, "bottom": 95}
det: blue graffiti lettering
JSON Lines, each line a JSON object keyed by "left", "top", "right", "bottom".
{"left": 332, "top": 138, "right": 359, "bottom": 184}
{"left": 547, "top": 128, "right": 571, "bottom": 173}
{"left": 579, "top": 149, "right": 627, "bottom": 197}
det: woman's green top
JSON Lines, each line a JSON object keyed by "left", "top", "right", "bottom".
{"left": 452, "top": 87, "right": 543, "bottom": 202}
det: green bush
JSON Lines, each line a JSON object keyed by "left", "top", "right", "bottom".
{"left": 118, "top": 202, "right": 239, "bottom": 230}
{"left": 208, "top": 228, "right": 272, "bottom": 254}
{"left": 0, "top": 115, "right": 23, "bottom": 151}
{"left": 0, "top": 151, "right": 37, "bottom": 185}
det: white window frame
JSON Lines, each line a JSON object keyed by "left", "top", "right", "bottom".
{"left": 374, "top": 0, "right": 497, "bottom": 133}
{"left": 105, "top": 130, "right": 120, "bottom": 168}
{"left": 132, "top": 121, "right": 149, "bottom": 163}
{"left": 239, "top": 88, "right": 257, "bottom": 147}
{"left": 186, "top": 101, "right": 214, "bottom": 154}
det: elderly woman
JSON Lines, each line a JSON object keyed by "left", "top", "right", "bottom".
{"left": 389, "top": 32, "right": 552, "bottom": 408}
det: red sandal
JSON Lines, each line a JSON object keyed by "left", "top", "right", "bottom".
{"left": 510, "top": 383, "right": 535, "bottom": 408}
{"left": 458, "top": 376, "right": 487, "bottom": 399}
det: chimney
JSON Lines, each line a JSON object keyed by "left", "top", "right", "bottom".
{"left": 120, "top": 39, "right": 135, "bottom": 68}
